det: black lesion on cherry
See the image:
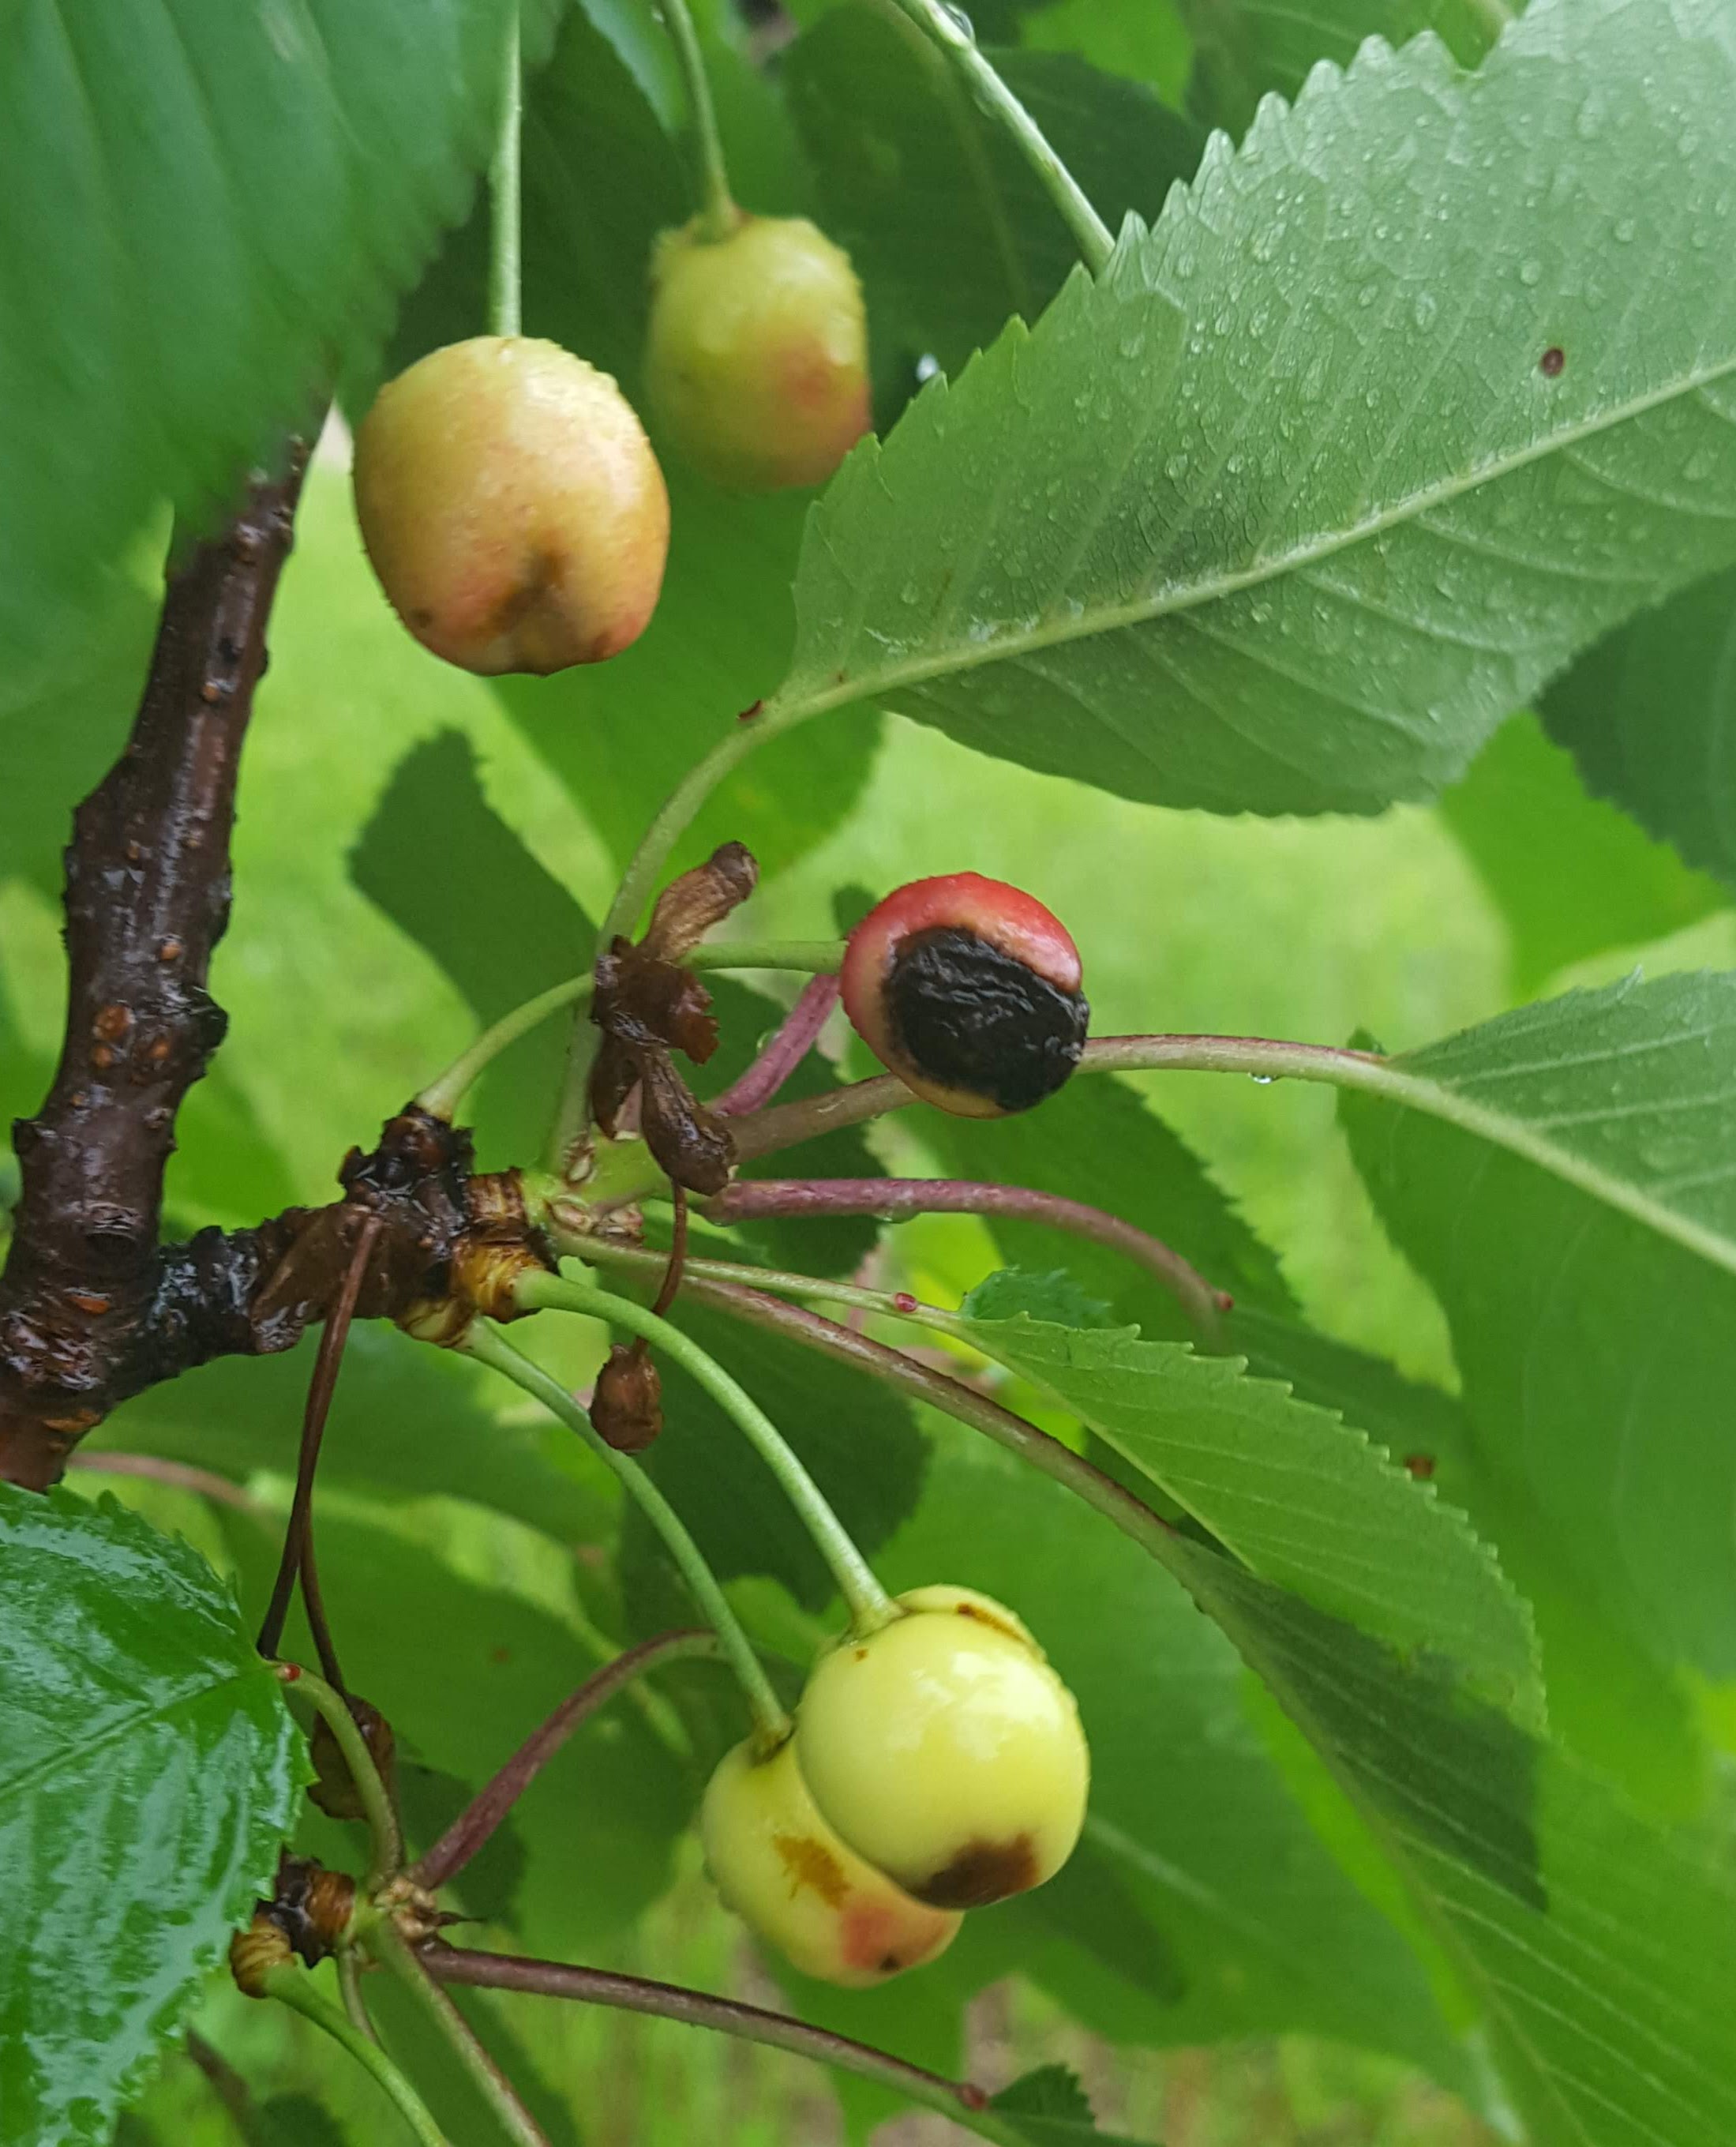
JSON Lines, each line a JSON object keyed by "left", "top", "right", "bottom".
{"left": 886, "top": 927, "right": 1089, "bottom": 1112}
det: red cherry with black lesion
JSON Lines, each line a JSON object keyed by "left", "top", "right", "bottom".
{"left": 840, "top": 874, "right": 1089, "bottom": 1117}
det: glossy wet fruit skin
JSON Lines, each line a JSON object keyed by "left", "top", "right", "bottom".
{"left": 841, "top": 874, "right": 1089, "bottom": 1117}
{"left": 646, "top": 214, "right": 870, "bottom": 491}
{"left": 794, "top": 1586, "right": 1089, "bottom": 1909}
{"left": 353, "top": 336, "right": 669, "bottom": 674}
{"left": 700, "top": 1737, "right": 962, "bottom": 1987}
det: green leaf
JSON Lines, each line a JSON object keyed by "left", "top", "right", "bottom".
{"left": 0, "top": 576, "right": 156, "bottom": 891}
{"left": 768, "top": 0, "right": 1736, "bottom": 819}
{"left": 910, "top": 1071, "right": 1295, "bottom": 1340}
{"left": 0, "top": 1488, "right": 302, "bottom": 2145}
{"left": 257, "top": 2097, "right": 353, "bottom": 2147}
{"left": 1340, "top": 969, "right": 1736, "bottom": 1676}
{"left": 994, "top": 2067, "right": 1096, "bottom": 2123}
{"left": 625, "top": 1301, "right": 926, "bottom": 1614}
{"left": 1438, "top": 712, "right": 1725, "bottom": 994}
{"left": 0, "top": 0, "right": 553, "bottom": 689}
{"left": 992, "top": 2063, "right": 1150, "bottom": 2145}
{"left": 786, "top": 7, "right": 1203, "bottom": 385}
{"left": 163, "top": 1068, "right": 302, "bottom": 1237}
{"left": 1176, "top": 0, "right": 1503, "bottom": 137}
{"left": 1543, "top": 565, "right": 1736, "bottom": 897}
{"left": 1020, "top": 0, "right": 1194, "bottom": 110}
{"left": 950, "top": 1312, "right": 1541, "bottom": 1721}
{"left": 381, "top": 0, "right": 879, "bottom": 886}
{"left": 1216, "top": 1304, "right": 1715, "bottom": 1817}
{"left": 962, "top": 1267, "right": 1115, "bottom": 1327}
{"left": 1178, "top": 1544, "right": 1736, "bottom": 2147}
{"left": 351, "top": 730, "right": 589, "bottom": 1168}
{"left": 1225, "top": 1304, "right": 1472, "bottom": 1475}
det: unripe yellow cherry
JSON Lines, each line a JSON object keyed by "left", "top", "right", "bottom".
{"left": 645, "top": 214, "right": 871, "bottom": 491}
{"left": 793, "top": 1586, "right": 1089, "bottom": 1909}
{"left": 700, "top": 1736, "right": 962, "bottom": 1987}
{"left": 352, "top": 336, "right": 669, "bottom": 674}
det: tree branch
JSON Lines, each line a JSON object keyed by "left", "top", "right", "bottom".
{"left": 0, "top": 449, "right": 309, "bottom": 1486}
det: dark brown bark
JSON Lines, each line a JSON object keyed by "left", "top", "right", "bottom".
{"left": 0, "top": 456, "right": 316, "bottom": 1485}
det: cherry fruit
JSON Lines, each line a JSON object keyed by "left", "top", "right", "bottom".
{"left": 793, "top": 1586, "right": 1089, "bottom": 1909}
{"left": 353, "top": 336, "right": 669, "bottom": 674}
{"left": 645, "top": 214, "right": 870, "bottom": 491}
{"left": 840, "top": 875, "right": 1089, "bottom": 1117}
{"left": 700, "top": 1736, "right": 962, "bottom": 1986}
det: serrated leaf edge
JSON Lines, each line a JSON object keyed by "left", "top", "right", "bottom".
{"left": 961, "top": 1312, "right": 1547, "bottom": 1727}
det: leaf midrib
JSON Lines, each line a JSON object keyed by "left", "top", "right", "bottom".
{"left": 1363, "top": 1057, "right": 1736, "bottom": 1280}
{"left": 772, "top": 348, "right": 1736, "bottom": 726}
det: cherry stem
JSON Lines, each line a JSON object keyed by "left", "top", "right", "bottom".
{"left": 420, "top": 1946, "right": 1026, "bottom": 2145}
{"left": 418, "top": 975, "right": 594, "bottom": 1122}
{"left": 885, "top": 0, "right": 1113, "bottom": 274}
{"left": 489, "top": 3, "right": 523, "bottom": 339}
{"left": 458, "top": 1319, "right": 791, "bottom": 1743}
{"left": 338, "top": 1949, "right": 380, "bottom": 2044}
{"left": 679, "top": 1274, "right": 1177, "bottom": 1561}
{"left": 727, "top": 1030, "right": 1389, "bottom": 1160}
{"left": 371, "top": 1922, "right": 552, "bottom": 2147}
{"left": 280, "top": 1661, "right": 403, "bottom": 1885}
{"left": 298, "top": 1528, "right": 345, "bottom": 1692}
{"left": 261, "top": 1960, "right": 451, "bottom": 2147}
{"left": 564, "top": 1231, "right": 958, "bottom": 1338}
{"left": 657, "top": 0, "right": 737, "bottom": 239}
{"left": 513, "top": 1270, "right": 896, "bottom": 1628}
{"left": 708, "top": 1175, "right": 1228, "bottom": 1336}
{"left": 410, "top": 1629, "right": 718, "bottom": 1892}
{"left": 648, "top": 1184, "right": 689, "bottom": 1319}
{"left": 711, "top": 975, "right": 842, "bottom": 1117}
{"left": 256, "top": 1211, "right": 383, "bottom": 1672}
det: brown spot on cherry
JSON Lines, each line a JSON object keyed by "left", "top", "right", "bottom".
{"left": 1539, "top": 346, "right": 1565, "bottom": 377}
{"left": 913, "top": 1834, "right": 1040, "bottom": 1910}
{"left": 772, "top": 1830, "right": 849, "bottom": 1907}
